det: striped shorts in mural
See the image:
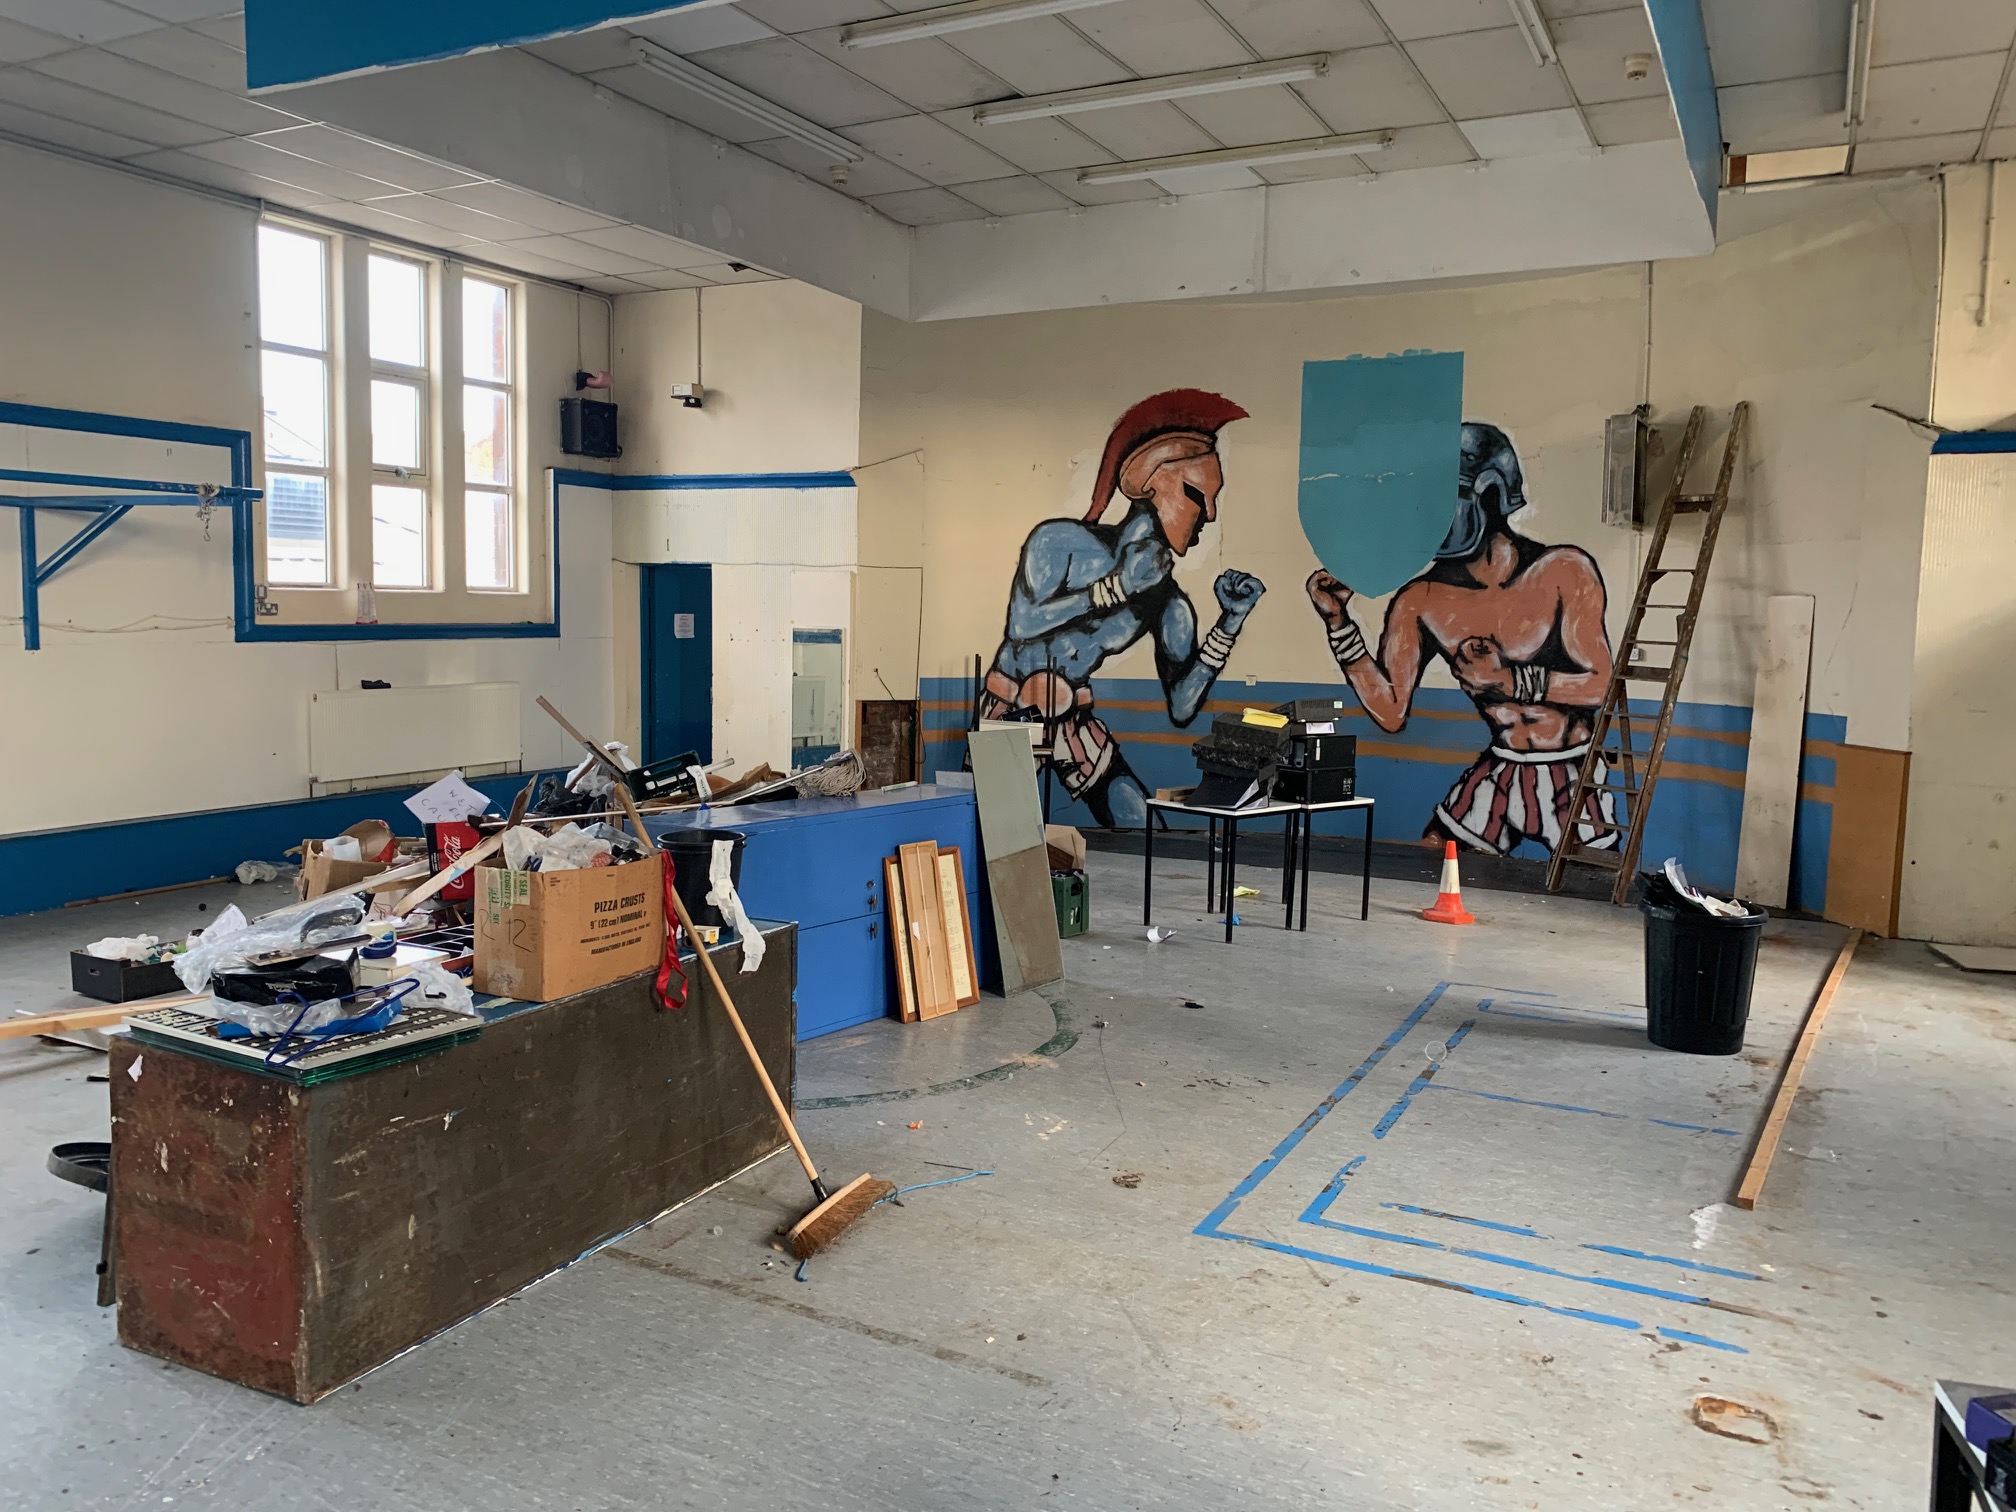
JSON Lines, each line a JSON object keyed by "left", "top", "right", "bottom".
{"left": 1435, "top": 742, "right": 1620, "bottom": 856}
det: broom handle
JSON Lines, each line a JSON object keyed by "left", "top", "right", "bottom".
{"left": 545, "top": 698, "right": 827, "bottom": 1196}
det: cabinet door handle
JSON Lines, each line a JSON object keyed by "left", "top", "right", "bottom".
{"left": 867, "top": 921, "right": 877, "bottom": 939}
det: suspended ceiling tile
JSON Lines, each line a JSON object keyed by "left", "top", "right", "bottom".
{"left": 686, "top": 36, "right": 910, "bottom": 126}
{"left": 943, "top": 173, "right": 1075, "bottom": 214}
{"left": 935, "top": 106, "right": 1115, "bottom": 171}
{"left": 1369, "top": 0, "right": 1508, "bottom": 44}
{"left": 1984, "top": 124, "right": 2015, "bottom": 155}
{"left": 309, "top": 200, "right": 486, "bottom": 248}
{"left": 1551, "top": 5, "right": 1661, "bottom": 106}
{"left": 0, "top": 101, "right": 158, "bottom": 158}
{"left": 1582, "top": 93, "right": 1676, "bottom": 146}
{"left": 1717, "top": 74, "right": 1852, "bottom": 153}
{"left": 628, "top": 6, "right": 780, "bottom": 52}
{"left": 1861, "top": 53, "right": 2007, "bottom": 140}
{"left": 1065, "top": 99, "right": 1221, "bottom": 160}
{"left": 1035, "top": 165, "right": 1163, "bottom": 204}
{"left": 2002, "top": 89, "right": 2016, "bottom": 127}
{"left": 430, "top": 182, "right": 618, "bottom": 234}
{"left": 116, "top": 0, "right": 244, "bottom": 19}
{"left": 1869, "top": 0, "right": 2015, "bottom": 68}
{"left": 1852, "top": 131, "right": 1983, "bottom": 172}
{"left": 0, "top": 0, "right": 157, "bottom": 46}
{"left": 1459, "top": 105, "right": 1587, "bottom": 157}
{"left": 1700, "top": 0, "right": 1849, "bottom": 90}
{"left": 192, "top": 137, "right": 421, "bottom": 200}
{"left": 0, "top": 69, "right": 228, "bottom": 149}
{"left": 842, "top": 111, "right": 1020, "bottom": 183}
{"left": 251, "top": 125, "right": 484, "bottom": 194}
{"left": 519, "top": 26, "right": 640, "bottom": 73}
{"left": 358, "top": 190, "right": 543, "bottom": 240}
{"left": 571, "top": 222, "right": 734, "bottom": 267}
{"left": 1068, "top": 0, "right": 1256, "bottom": 74}
{"left": 503, "top": 234, "right": 659, "bottom": 275}
{"left": 742, "top": 132, "right": 931, "bottom": 194}
{"left": 1295, "top": 44, "right": 1450, "bottom": 134}
{"left": 1406, "top": 27, "right": 1572, "bottom": 118}
{"left": 1537, "top": 0, "right": 1647, "bottom": 16}
{"left": 186, "top": 12, "right": 243, "bottom": 48}
{"left": 1150, "top": 162, "right": 1262, "bottom": 193}
{"left": 33, "top": 47, "right": 302, "bottom": 136}
{"left": 1174, "top": 83, "right": 1327, "bottom": 149}
{"left": 1208, "top": 0, "right": 1387, "bottom": 57}
{"left": 576, "top": 274, "right": 651, "bottom": 293}
{"left": 1255, "top": 150, "right": 1376, "bottom": 185}
{"left": 102, "top": 24, "right": 247, "bottom": 90}
{"left": 1374, "top": 119, "right": 1477, "bottom": 171}
{"left": 794, "top": 27, "right": 1012, "bottom": 112}
{"left": 625, "top": 267, "right": 717, "bottom": 289}
{"left": 460, "top": 239, "right": 601, "bottom": 280}
{"left": 735, "top": 0, "right": 893, "bottom": 34}
{"left": 0, "top": 16, "right": 73, "bottom": 63}
{"left": 933, "top": 16, "right": 1132, "bottom": 95}
{"left": 129, "top": 144, "right": 306, "bottom": 190}
{"left": 685, "top": 260, "right": 779, "bottom": 280}
{"left": 589, "top": 60, "right": 785, "bottom": 143}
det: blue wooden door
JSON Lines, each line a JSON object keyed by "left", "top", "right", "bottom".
{"left": 641, "top": 564, "right": 711, "bottom": 765}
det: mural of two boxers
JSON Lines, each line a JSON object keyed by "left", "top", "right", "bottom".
{"left": 982, "top": 389, "right": 1265, "bottom": 829}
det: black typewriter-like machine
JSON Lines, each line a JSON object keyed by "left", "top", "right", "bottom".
{"left": 1185, "top": 700, "right": 1356, "bottom": 809}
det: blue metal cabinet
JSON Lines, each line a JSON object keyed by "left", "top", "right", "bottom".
{"left": 648, "top": 787, "right": 992, "bottom": 1040}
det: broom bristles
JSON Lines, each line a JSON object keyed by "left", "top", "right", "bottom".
{"left": 788, "top": 1173, "right": 895, "bottom": 1260}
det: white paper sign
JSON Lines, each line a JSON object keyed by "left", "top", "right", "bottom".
{"left": 674, "top": 613, "right": 695, "bottom": 639}
{"left": 405, "top": 769, "right": 494, "bottom": 826}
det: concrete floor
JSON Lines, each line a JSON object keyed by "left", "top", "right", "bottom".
{"left": 4, "top": 855, "right": 2013, "bottom": 1510}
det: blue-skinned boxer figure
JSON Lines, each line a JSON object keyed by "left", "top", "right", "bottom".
{"left": 983, "top": 390, "right": 1265, "bottom": 829}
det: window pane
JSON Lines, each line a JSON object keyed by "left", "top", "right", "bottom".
{"left": 462, "top": 278, "right": 509, "bottom": 383}
{"left": 466, "top": 490, "right": 513, "bottom": 590}
{"left": 463, "top": 384, "right": 510, "bottom": 484}
{"left": 265, "top": 472, "right": 329, "bottom": 586}
{"left": 371, "top": 379, "right": 423, "bottom": 470}
{"left": 368, "top": 254, "right": 425, "bottom": 367}
{"left": 372, "top": 484, "right": 429, "bottom": 588}
{"left": 262, "top": 349, "right": 326, "bottom": 466}
{"left": 258, "top": 225, "right": 324, "bottom": 351}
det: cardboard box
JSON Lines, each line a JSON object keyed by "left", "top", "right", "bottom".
{"left": 297, "top": 820, "right": 399, "bottom": 899}
{"left": 473, "top": 855, "right": 664, "bottom": 1001}
{"left": 1044, "top": 823, "right": 1086, "bottom": 873}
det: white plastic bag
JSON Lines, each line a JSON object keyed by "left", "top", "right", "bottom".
{"left": 706, "top": 840, "right": 765, "bottom": 974}
{"left": 406, "top": 961, "right": 476, "bottom": 1017}
{"left": 85, "top": 934, "right": 160, "bottom": 962}
{"left": 173, "top": 892, "right": 370, "bottom": 994}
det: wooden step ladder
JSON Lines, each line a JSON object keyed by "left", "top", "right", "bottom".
{"left": 1544, "top": 402, "right": 1748, "bottom": 905}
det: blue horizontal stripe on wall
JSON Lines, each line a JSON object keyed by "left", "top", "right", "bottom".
{"left": 559, "top": 470, "right": 857, "bottom": 491}
{"left": 921, "top": 676, "right": 1839, "bottom": 908}
{"left": 1930, "top": 431, "right": 2016, "bottom": 454}
{"left": 0, "top": 772, "right": 555, "bottom": 918}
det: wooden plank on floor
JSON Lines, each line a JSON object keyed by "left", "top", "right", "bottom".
{"left": 899, "top": 840, "right": 958, "bottom": 1019}
{"left": 1735, "top": 927, "right": 1861, "bottom": 1210}
{"left": 1734, "top": 594, "right": 1815, "bottom": 907}
{"left": 986, "top": 851, "right": 1063, "bottom": 993}
{"left": 936, "top": 846, "right": 980, "bottom": 1008}
{"left": 884, "top": 855, "right": 920, "bottom": 1023}
{"left": 1823, "top": 744, "right": 1911, "bottom": 937}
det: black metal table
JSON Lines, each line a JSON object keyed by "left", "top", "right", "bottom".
{"left": 1142, "top": 796, "right": 1375, "bottom": 943}
{"left": 1934, "top": 1380, "right": 2014, "bottom": 1511}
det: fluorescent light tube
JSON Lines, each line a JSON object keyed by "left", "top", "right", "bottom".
{"left": 629, "top": 38, "right": 863, "bottom": 163}
{"left": 1504, "top": 0, "right": 1559, "bottom": 67}
{"left": 841, "top": 0, "right": 1125, "bottom": 50}
{"left": 975, "top": 55, "right": 1330, "bottom": 126}
{"left": 1078, "top": 131, "right": 1393, "bottom": 186}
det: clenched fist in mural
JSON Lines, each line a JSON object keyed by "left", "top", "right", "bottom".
{"left": 1214, "top": 569, "right": 1265, "bottom": 628}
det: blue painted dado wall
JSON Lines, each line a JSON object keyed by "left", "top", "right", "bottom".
{"left": 921, "top": 676, "right": 1841, "bottom": 912}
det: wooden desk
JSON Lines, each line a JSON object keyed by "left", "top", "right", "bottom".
{"left": 109, "top": 923, "right": 796, "bottom": 1404}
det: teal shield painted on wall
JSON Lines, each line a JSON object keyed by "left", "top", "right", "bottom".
{"left": 1297, "top": 352, "right": 1465, "bottom": 599}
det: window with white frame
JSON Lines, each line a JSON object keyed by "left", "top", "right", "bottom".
{"left": 256, "top": 221, "right": 524, "bottom": 607}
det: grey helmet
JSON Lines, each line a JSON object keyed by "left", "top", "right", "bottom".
{"left": 1435, "top": 421, "right": 1528, "bottom": 559}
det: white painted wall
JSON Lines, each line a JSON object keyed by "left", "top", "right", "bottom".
{"left": 1932, "top": 163, "right": 2016, "bottom": 432}
{"left": 0, "top": 140, "right": 617, "bottom": 836}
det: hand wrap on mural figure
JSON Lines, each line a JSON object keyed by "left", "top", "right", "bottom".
{"left": 986, "top": 389, "right": 1264, "bottom": 829}
{"left": 1307, "top": 421, "right": 1621, "bottom": 857}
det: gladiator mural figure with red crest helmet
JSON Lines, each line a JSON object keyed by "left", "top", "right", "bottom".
{"left": 982, "top": 389, "right": 1266, "bottom": 829}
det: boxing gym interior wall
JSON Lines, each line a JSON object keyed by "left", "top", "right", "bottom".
{"left": 864, "top": 174, "right": 1941, "bottom": 910}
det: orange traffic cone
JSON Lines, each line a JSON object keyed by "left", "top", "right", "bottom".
{"left": 1421, "top": 840, "right": 1476, "bottom": 925}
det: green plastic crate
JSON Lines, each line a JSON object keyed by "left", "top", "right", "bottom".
{"left": 1052, "top": 870, "right": 1088, "bottom": 938}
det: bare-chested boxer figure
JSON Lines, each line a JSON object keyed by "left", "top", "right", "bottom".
{"left": 1304, "top": 422, "right": 1619, "bottom": 856}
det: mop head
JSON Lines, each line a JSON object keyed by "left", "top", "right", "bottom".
{"left": 787, "top": 1173, "right": 896, "bottom": 1260}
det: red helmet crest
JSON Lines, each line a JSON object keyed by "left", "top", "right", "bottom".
{"left": 1086, "top": 389, "right": 1248, "bottom": 522}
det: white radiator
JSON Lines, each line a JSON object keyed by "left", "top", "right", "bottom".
{"left": 309, "top": 683, "right": 521, "bottom": 785}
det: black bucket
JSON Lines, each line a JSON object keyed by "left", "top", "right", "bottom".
{"left": 657, "top": 828, "right": 747, "bottom": 936}
{"left": 1641, "top": 896, "right": 1766, "bottom": 1055}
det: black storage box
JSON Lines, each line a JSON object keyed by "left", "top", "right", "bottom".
{"left": 70, "top": 951, "right": 182, "bottom": 1003}
{"left": 559, "top": 397, "right": 621, "bottom": 459}
{"left": 1274, "top": 766, "right": 1355, "bottom": 803}
{"left": 1276, "top": 697, "right": 1350, "bottom": 723}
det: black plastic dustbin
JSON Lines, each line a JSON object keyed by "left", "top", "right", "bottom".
{"left": 1641, "top": 892, "right": 1766, "bottom": 1055}
{"left": 656, "top": 828, "right": 747, "bottom": 936}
